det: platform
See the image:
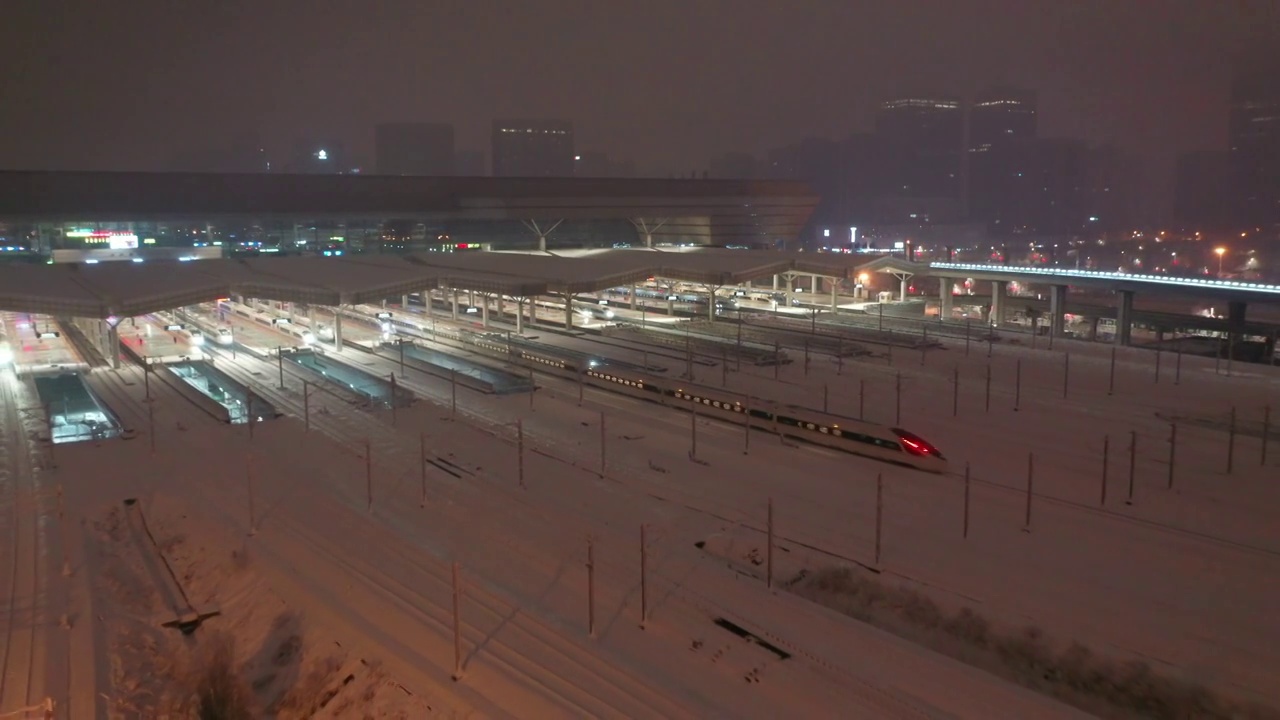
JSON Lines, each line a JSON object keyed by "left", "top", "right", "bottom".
{"left": 1, "top": 311, "right": 88, "bottom": 374}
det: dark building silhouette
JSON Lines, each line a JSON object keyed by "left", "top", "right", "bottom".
{"left": 1175, "top": 150, "right": 1233, "bottom": 229}
{"left": 969, "top": 87, "right": 1038, "bottom": 150}
{"left": 375, "top": 122, "right": 455, "bottom": 176}
{"left": 874, "top": 97, "right": 964, "bottom": 202}
{"left": 764, "top": 130, "right": 970, "bottom": 235}
{"left": 1228, "top": 63, "right": 1280, "bottom": 226}
{"left": 491, "top": 119, "right": 574, "bottom": 177}
{"left": 968, "top": 87, "right": 1038, "bottom": 228}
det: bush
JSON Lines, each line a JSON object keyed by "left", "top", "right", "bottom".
{"left": 193, "top": 637, "right": 253, "bottom": 720}
{"left": 790, "top": 565, "right": 1280, "bottom": 720}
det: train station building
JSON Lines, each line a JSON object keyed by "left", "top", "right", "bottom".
{"left": 0, "top": 170, "right": 888, "bottom": 368}
{"left": 0, "top": 170, "right": 820, "bottom": 261}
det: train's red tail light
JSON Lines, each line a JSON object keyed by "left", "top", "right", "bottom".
{"left": 892, "top": 428, "right": 945, "bottom": 459}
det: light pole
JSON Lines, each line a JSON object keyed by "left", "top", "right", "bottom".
{"left": 1215, "top": 247, "right": 1226, "bottom": 277}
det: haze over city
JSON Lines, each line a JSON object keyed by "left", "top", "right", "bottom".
{"left": 2, "top": 2, "right": 1280, "bottom": 719}
{"left": 2, "top": 0, "right": 1278, "bottom": 225}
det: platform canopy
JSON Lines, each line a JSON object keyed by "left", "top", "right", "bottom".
{"left": 0, "top": 248, "right": 874, "bottom": 319}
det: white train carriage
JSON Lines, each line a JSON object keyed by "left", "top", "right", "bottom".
{"left": 582, "top": 366, "right": 948, "bottom": 474}
{"left": 217, "top": 301, "right": 323, "bottom": 344}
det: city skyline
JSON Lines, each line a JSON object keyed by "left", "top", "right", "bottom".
{"left": 1, "top": 0, "right": 1278, "bottom": 224}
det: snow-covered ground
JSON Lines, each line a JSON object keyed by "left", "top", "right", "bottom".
{"left": 4, "top": 309, "right": 1278, "bottom": 717}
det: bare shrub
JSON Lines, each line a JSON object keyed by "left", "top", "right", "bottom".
{"left": 942, "top": 606, "right": 991, "bottom": 648}
{"left": 274, "top": 655, "right": 344, "bottom": 718}
{"left": 190, "top": 635, "right": 253, "bottom": 720}
{"left": 790, "top": 565, "right": 1280, "bottom": 720}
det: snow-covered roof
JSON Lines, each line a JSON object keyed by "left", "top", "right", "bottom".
{"left": 856, "top": 256, "right": 930, "bottom": 275}
{"left": 0, "top": 249, "right": 871, "bottom": 318}
{"left": 0, "top": 256, "right": 441, "bottom": 317}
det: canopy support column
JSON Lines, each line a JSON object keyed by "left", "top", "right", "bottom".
{"left": 630, "top": 218, "right": 670, "bottom": 249}
{"left": 888, "top": 270, "right": 914, "bottom": 303}
{"left": 522, "top": 219, "right": 564, "bottom": 253}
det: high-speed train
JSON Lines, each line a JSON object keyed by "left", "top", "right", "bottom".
{"left": 374, "top": 317, "right": 945, "bottom": 472}
{"left": 581, "top": 364, "right": 948, "bottom": 473}
{"left": 217, "top": 300, "right": 329, "bottom": 344}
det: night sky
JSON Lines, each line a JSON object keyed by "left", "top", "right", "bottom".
{"left": 2, "top": 0, "right": 1276, "bottom": 217}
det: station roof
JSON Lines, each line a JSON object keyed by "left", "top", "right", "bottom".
{"left": 856, "top": 256, "right": 931, "bottom": 275}
{"left": 0, "top": 170, "right": 818, "bottom": 225}
{"left": 0, "top": 248, "right": 868, "bottom": 319}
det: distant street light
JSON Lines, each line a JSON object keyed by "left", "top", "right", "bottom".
{"left": 1215, "top": 247, "right": 1227, "bottom": 277}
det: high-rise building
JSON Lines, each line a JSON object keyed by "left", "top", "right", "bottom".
{"left": 375, "top": 123, "right": 455, "bottom": 176}
{"left": 969, "top": 88, "right": 1039, "bottom": 229}
{"left": 491, "top": 119, "right": 574, "bottom": 177}
{"left": 873, "top": 97, "right": 964, "bottom": 201}
{"left": 1175, "top": 150, "right": 1233, "bottom": 229}
{"left": 1228, "top": 62, "right": 1280, "bottom": 226}
{"left": 969, "top": 87, "right": 1038, "bottom": 152}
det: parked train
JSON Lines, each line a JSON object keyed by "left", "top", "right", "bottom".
{"left": 215, "top": 301, "right": 329, "bottom": 344}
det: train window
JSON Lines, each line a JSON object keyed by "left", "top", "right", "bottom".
{"left": 837, "top": 429, "right": 902, "bottom": 452}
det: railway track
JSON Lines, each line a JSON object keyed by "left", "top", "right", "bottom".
{"left": 0, "top": 373, "right": 46, "bottom": 714}
{"left": 167, "top": 349, "right": 728, "bottom": 716}
{"left": 186, "top": 348, "right": 941, "bottom": 718}
{"left": 85, "top": 326, "right": 1280, "bottom": 714}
